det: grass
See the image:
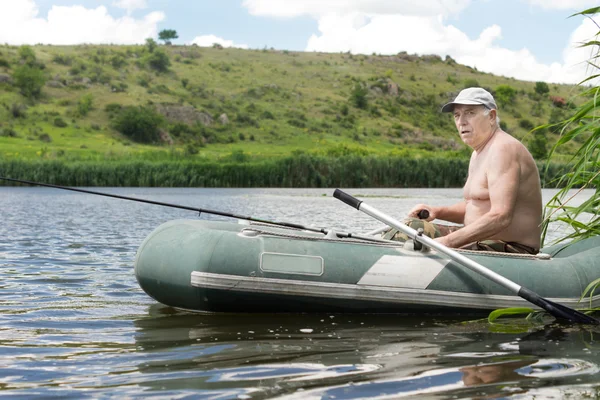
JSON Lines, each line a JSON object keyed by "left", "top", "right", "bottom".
{"left": 0, "top": 44, "right": 585, "bottom": 166}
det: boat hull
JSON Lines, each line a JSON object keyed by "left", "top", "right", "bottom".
{"left": 134, "top": 219, "right": 600, "bottom": 314}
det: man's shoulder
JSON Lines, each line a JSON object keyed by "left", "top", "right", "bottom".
{"left": 490, "top": 131, "right": 529, "bottom": 152}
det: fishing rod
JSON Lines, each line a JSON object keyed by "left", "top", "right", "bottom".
{"left": 0, "top": 177, "right": 392, "bottom": 243}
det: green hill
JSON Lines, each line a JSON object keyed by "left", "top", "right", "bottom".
{"left": 0, "top": 43, "right": 583, "bottom": 164}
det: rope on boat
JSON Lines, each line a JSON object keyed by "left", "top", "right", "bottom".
{"left": 241, "top": 227, "right": 403, "bottom": 247}
{"left": 246, "top": 222, "right": 552, "bottom": 259}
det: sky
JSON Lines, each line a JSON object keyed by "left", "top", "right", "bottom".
{"left": 1, "top": 0, "right": 600, "bottom": 84}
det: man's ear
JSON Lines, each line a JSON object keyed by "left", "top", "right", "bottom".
{"left": 489, "top": 109, "right": 497, "bottom": 122}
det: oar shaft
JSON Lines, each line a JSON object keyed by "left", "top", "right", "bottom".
{"left": 335, "top": 188, "right": 599, "bottom": 324}
{"left": 359, "top": 202, "right": 522, "bottom": 294}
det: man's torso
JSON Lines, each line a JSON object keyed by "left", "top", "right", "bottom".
{"left": 462, "top": 131, "right": 542, "bottom": 249}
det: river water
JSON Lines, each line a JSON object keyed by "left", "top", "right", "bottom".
{"left": 1, "top": 186, "right": 599, "bottom": 398}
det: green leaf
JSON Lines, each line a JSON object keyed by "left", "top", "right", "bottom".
{"left": 571, "top": 6, "right": 600, "bottom": 17}
{"left": 488, "top": 307, "right": 535, "bottom": 323}
{"left": 580, "top": 278, "right": 600, "bottom": 308}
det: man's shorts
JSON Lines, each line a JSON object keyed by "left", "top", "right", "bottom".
{"left": 381, "top": 218, "right": 538, "bottom": 255}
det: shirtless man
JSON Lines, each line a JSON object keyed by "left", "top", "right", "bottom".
{"left": 406, "top": 87, "right": 542, "bottom": 254}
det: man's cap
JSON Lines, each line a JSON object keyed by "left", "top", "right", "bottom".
{"left": 441, "top": 87, "right": 497, "bottom": 113}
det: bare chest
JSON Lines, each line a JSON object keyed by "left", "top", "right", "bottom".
{"left": 464, "top": 158, "right": 489, "bottom": 201}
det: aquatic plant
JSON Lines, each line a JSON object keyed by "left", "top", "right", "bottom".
{"left": 541, "top": 6, "right": 600, "bottom": 246}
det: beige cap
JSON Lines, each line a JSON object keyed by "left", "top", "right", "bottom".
{"left": 441, "top": 87, "right": 498, "bottom": 113}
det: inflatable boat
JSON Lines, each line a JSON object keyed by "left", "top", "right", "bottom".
{"left": 134, "top": 219, "right": 600, "bottom": 315}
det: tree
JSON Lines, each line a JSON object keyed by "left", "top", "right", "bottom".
{"left": 158, "top": 29, "right": 178, "bottom": 45}
{"left": 12, "top": 65, "right": 46, "bottom": 99}
{"left": 534, "top": 81, "right": 549, "bottom": 95}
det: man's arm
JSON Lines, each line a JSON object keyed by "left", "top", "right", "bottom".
{"left": 438, "top": 145, "right": 520, "bottom": 248}
{"left": 434, "top": 202, "right": 467, "bottom": 224}
{"left": 408, "top": 201, "right": 465, "bottom": 223}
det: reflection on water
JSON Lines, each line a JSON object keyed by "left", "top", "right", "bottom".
{"left": 1, "top": 187, "right": 599, "bottom": 398}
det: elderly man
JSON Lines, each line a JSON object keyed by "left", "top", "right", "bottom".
{"left": 385, "top": 87, "right": 542, "bottom": 254}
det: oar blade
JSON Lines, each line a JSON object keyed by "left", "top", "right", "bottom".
{"left": 518, "top": 287, "right": 599, "bottom": 325}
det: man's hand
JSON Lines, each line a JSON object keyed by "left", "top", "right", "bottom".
{"left": 434, "top": 235, "right": 453, "bottom": 247}
{"left": 408, "top": 204, "right": 435, "bottom": 221}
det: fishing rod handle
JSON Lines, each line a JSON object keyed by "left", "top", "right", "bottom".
{"left": 417, "top": 209, "right": 430, "bottom": 219}
{"left": 333, "top": 189, "right": 362, "bottom": 210}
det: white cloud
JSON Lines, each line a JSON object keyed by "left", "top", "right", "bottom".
{"left": 242, "top": 0, "right": 471, "bottom": 18}
{"left": 189, "top": 34, "right": 249, "bottom": 49}
{"left": 301, "top": 11, "right": 600, "bottom": 84}
{"left": 527, "top": 0, "right": 599, "bottom": 10}
{"left": 0, "top": 0, "right": 164, "bottom": 45}
{"left": 113, "top": 0, "right": 147, "bottom": 15}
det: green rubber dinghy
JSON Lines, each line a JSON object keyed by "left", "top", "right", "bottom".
{"left": 134, "top": 219, "right": 600, "bottom": 315}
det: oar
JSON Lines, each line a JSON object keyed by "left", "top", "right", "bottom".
{"left": 334, "top": 188, "right": 599, "bottom": 325}
{"left": 0, "top": 176, "right": 390, "bottom": 243}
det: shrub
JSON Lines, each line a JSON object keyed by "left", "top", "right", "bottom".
{"left": 104, "top": 103, "right": 122, "bottom": 115}
{"left": 446, "top": 74, "right": 459, "bottom": 84}
{"left": 287, "top": 119, "right": 306, "bottom": 128}
{"left": 340, "top": 104, "right": 349, "bottom": 116}
{"left": 534, "top": 81, "right": 549, "bottom": 95}
{"left": 145, "top": 38, "right": 157, "bottom": 53}
{"left": 110, "top": 54, "right": 127, "bottom": 69}
{"left": 528, "top": 130, "right": 548, "bottom": 159}
{"left": 494, "top": 85, "right": 517, "bottom": 107}
{"left": 463, "top": 78, "right": 479, "bottom": 88}
{"left": 261, "top": 110, "right": 275, "bottom": 119}
{"left": 550, "top": 96, "right": 566, "bottom": 107}
{"left": 77, "top": 94, "right": 93, "bottom": 117}
{"left": 235, "top": 113, "right": 259, "bottom": 127}
{"left": 112, "top": 105, "right": 164, "bottom": 143}
{"left": 185, "top": 143, "right": 200, "bottom": 155}
{"left": 0, "top": 127, "right": 18, "bottom": 137}
{"left": 519, "top": 119, "right": 534, "bottom": 130}
{"left": 69, "top": 62, "right": 86, "bottom": 76}
{"left": 350, "top": 82, "right": 368, "bottom": 109}
{"left": 111, "top": 82, "right": 128, "bottom": 92}
{"left": 18, "top": 45, "right": 37, "bottom": 66}
{"left": 53, "top": 117, "right": 68, "bottom": 127}
{"left": 12, "top": 65, "right": 46, "bottom": 99}
{"left": 52, "top": 54, "right": 73, "bottom": 66}
{"left": 0, "top": 58, "right": 9, "bottom": 68}
{"left": 136, "top": 74, "right": 152, "bottom": 87}
{"left": 145, "top": 49, "right": 170, "bottom": 73}
{"left": 10, "top": 103, "right": 27, "bottom": 118}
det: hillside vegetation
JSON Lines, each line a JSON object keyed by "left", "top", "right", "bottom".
{"left": 0, "top": 42, "right": 584, "bottom": 186}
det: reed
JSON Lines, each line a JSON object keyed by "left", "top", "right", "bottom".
{"left": 540, "top": 6, "right": 600, "bottom": 246}
{"left": 0, "top": 156, "right": 565, "bottom": 188}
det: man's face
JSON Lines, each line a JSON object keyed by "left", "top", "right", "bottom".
{"left": 452, "top": 104, "right": 495, "bottom": 148}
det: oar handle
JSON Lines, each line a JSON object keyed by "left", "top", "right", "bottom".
{"left": 333, "top": 189, "right": 362, "bottom": 210}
